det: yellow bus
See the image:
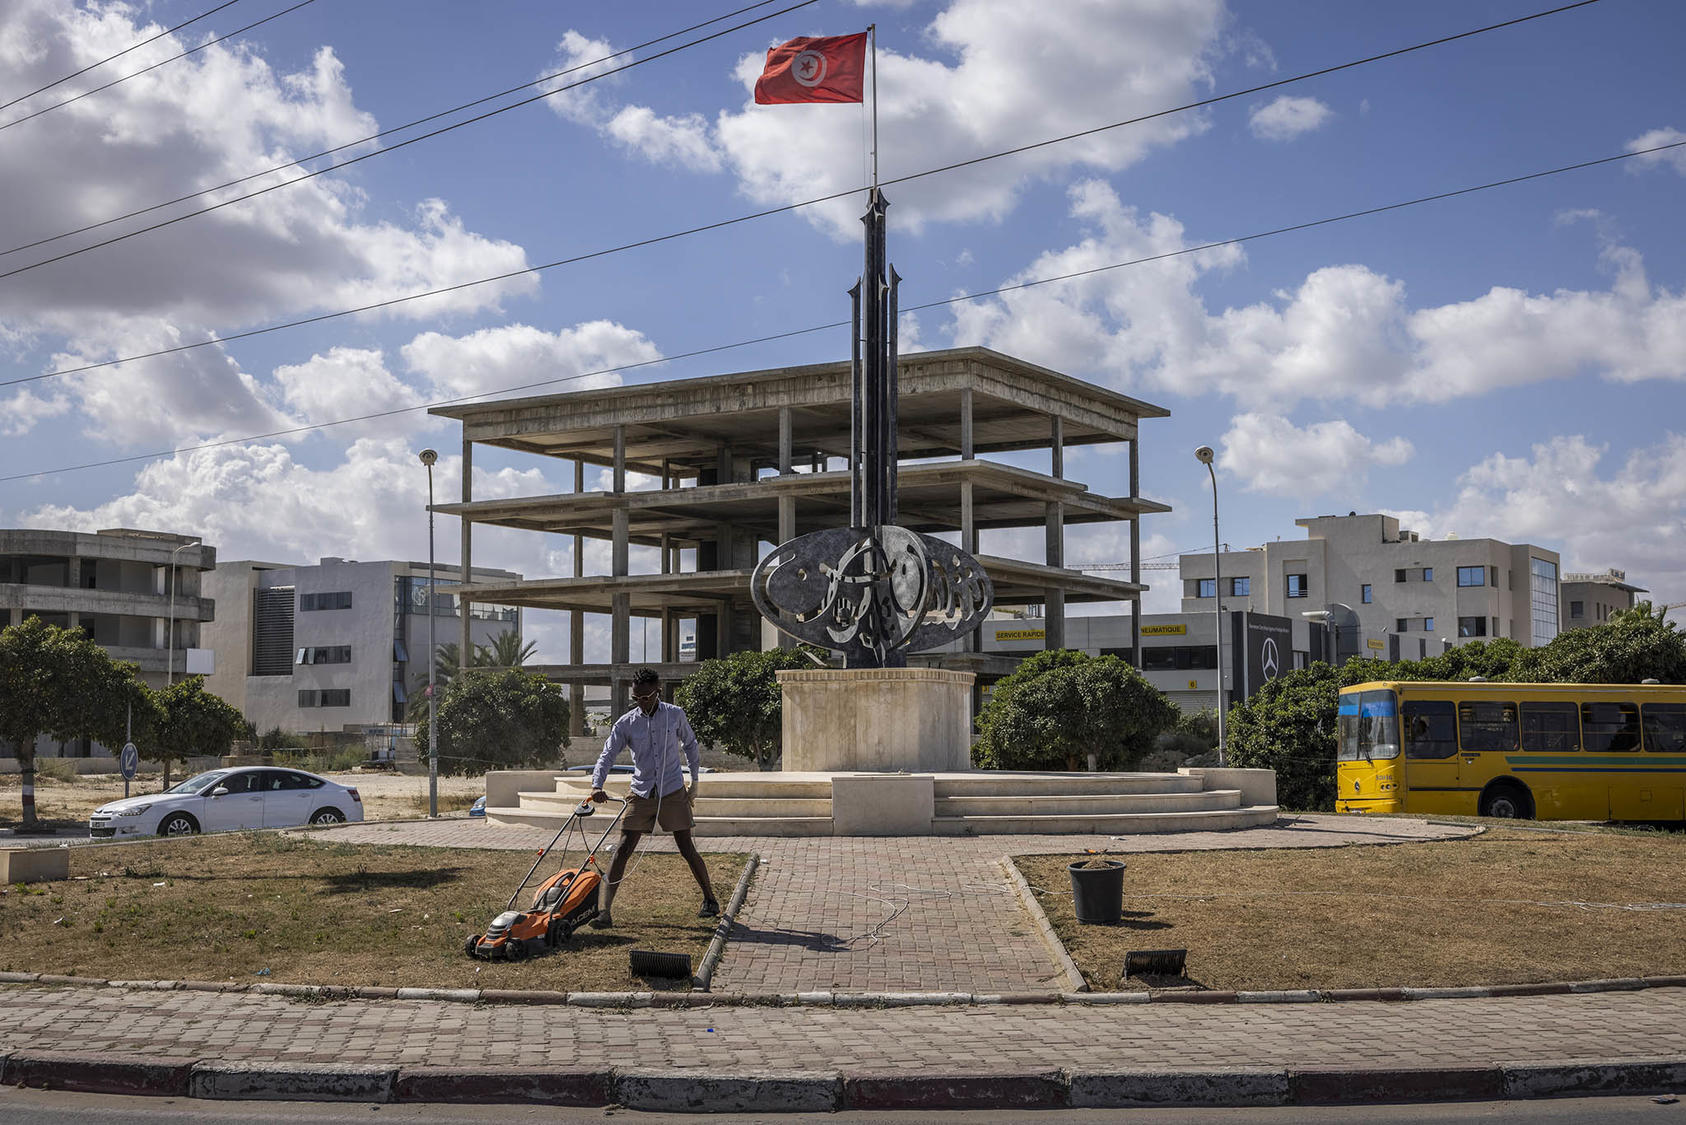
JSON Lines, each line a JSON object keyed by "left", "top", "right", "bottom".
{"left": 1335, "top": 680, "right": 1686, "bottom": 821}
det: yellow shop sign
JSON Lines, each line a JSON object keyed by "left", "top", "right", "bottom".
{"left": 995, "top": 628, "right": 1046, "bottom": 641}
{"left": 1141, "top": 623, "right": 1187, "bottom": 636}
{"left": 1367, "top": 638, "right": 1385, "bottom": 651}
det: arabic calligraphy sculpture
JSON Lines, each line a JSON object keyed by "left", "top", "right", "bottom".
{"left": 751, "top": 189, "right": 993, "bottom": 667}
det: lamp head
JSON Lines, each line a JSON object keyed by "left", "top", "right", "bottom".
{"left": 1194, "top": 445, "right": 1215, "bottom": 465}
{"left": 418, "top": 448, "right": 438, "bottom": 467}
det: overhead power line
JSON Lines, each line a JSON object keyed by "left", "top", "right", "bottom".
{"left": 4, "top": 138, "right": 1678, "bottom": 483}
{"left": 0, "top": 0, "right": 790, "bottom": 256}
{"left": 6, "top": 131, "right": 1678, "bottom": 394}
{"left": 0, "top": 0, "right": 320, "bottom": 134}
{"left": 0, "top": 0, "right": 820, "bottom": 278}
{"left": 0, "top": 0, "right": 1599, "bottom": 281}
{"left": 0, "top": 0, "right": 246, "bottom": 114}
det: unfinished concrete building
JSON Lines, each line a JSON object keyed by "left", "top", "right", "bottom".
{"left": 429, "top": 347, "right": 1170, "bottom": 723}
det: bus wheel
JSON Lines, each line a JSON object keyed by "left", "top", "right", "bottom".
{"left": 1480, "top": 783, "right": 1532, "bottom": 820}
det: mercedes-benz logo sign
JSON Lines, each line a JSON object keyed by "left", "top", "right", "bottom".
{"left": 1260, "top": 637, "right": 1280, "bottom": 681}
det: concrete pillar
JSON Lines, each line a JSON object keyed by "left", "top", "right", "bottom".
{"left": 1045, "top": 500, "right": 1066, "bottom": 651}
{"left": 570, "top": 458, "right": 586, "bottom": 736}
{"left": 960, "top": 388, "right": 974, "bottom": 460}
{"left": 458, "top": 436, "right": 473, "bottom": 669}
{"left": 1129, "top": 436, "right": 1142, "bottom": 669}
{"left": 610, "top": 505, "right": 630, "bottom": 716}
{"left": 1050, "top": 415, "right": 1064, "bottom": 479}
{"left": 612, "top": 425, "right": 626, "bottom": 493}
{"left": 962, "top": 480, "right": 979, "bottom": 654}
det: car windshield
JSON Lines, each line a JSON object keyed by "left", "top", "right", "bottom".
{"left": 166, "top": 770, "right": 229, "bottom": 795}
{"left": 1337, "top": 690, "right": 1401, "bottom": 761}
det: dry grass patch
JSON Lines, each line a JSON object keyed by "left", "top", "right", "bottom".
{"left": 0, "top": 833, "right": 745, "bottom": 991}
{"left": 1016, "top": 826, "right": 1686, "bottom": 993}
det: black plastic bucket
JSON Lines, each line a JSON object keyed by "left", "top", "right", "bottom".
{"left": 1068, "top": 859, "right": 1125, "bottom": 925}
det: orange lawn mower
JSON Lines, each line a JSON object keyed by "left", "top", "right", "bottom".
{"left": 465, "top": 795, "right": 627, "bottom": 960}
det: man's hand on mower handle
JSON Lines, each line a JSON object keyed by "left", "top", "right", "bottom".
{"left": 590, "top": 788, "right": 607, "bottom": 803}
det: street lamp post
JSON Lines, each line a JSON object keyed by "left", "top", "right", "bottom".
{"left": 419, "top": 448, "right": 439, "bottom": 819}
{"left": 165, "top": 538, "right": 201, "bottom": 687}
{"left": 1195, "top": 446, "right": 1224, "bottom": 766}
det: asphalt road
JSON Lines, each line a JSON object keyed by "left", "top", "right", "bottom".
{"left": 0, "top": 1088, "right": 1680, "bottom": 1123}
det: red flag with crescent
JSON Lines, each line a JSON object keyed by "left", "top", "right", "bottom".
{"left": 753, "top": 33, "right": 868, "bottom": 105}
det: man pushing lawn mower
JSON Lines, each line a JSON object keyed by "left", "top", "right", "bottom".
{"left": 589, "top": 667, "right": 719, "bottom": 927}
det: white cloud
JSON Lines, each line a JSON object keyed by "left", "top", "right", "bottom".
{"left": 540, "top": 32, "right": 721, "bottom": 172}
{"left": 1397, "top": 434, "right": 1686, "bottom": 606}
{"left": 546, "top": 0, "right": 1228, "bottom": 238}
{"left": 401, "top": 320, "right": 660, "bottom": 401}
{"left": 1627, "top": 126, "right": 1686, "bottom": 176}
{"left": 1219, "top": 413, "right": 1412, "bottom": 496}
{"left": 1248, "top": 95, "right": 1332, "bottom": 141}
{"left": 951, "top": 180, "right": 1686, "bottom": 408}
{"left": 0, "top": 385, "right": 69, "bottom": 436}
{"left": 272, "top": 347, "right": 424, "bottom": 434}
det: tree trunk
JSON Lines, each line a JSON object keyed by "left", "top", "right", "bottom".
{"left": 163, "top": 759, "right": 172, "bottom": 789}
{"left": 19, "top": 755, "right": 37, "bottom": 827}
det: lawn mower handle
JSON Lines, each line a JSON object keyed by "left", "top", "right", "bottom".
{"left": 504, "top": 795, "right": 628, "bottom": 913}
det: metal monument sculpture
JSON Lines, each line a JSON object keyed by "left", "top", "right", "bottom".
{"left": 751, "top": 189, "right": 993, "bottom": 666}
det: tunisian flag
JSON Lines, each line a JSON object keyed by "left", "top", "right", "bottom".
{"left": 753, "top": 33, "right": 868, "bottom": 105}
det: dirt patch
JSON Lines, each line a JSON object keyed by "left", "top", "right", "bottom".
{"left": 0, "top": 833, "right": 745, "bottom": 991}
{"left": 1016, "top": 826, "right": 1686, "bottom": 992}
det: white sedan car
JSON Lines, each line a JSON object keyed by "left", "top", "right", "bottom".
{"left": 89, "top": 767, "right": 364, "bottom": 838}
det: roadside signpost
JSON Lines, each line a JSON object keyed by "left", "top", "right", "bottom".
{"left": 120, "top": 742, "right": 138, "bottom": 798}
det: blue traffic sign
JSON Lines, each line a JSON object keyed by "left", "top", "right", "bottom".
{"left": 119, "top": 742, "right": 139, "bottom": 781}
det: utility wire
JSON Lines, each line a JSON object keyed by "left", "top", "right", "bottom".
{"left": 0, "top": 0, "right": 820, "bottom": 280}
{"left": 0, "top": 0, "right": 246, "bottom": 114}
{"left": 4, "top": 138, "right": 1679, "bottom": 484}
{"left": 0, "top": 0, "right": 788, "bottom": 256}
{"left": 0, "top": 0, "right": 1598, "bottom": 280}
{"left": 4, "top": 135, "right": 1679, "bottom": 395}
{"left": 0, "top": 0, "right": 321, "bottom": 134}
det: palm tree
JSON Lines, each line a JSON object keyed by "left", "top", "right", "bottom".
{"left": 481, "top": 629, "right": 536, "bottom": 668}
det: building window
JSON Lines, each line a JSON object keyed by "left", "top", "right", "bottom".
{"left": 1457, "top": 566, "right": 1485, "bottom": 587}
{"left": 299, "top": 689, "right": 317, "bottom": 707}
{"left": 295, "top": 646, "right": 352, "bottom": 665}
{"left": 1458, "top": 616, "right": 1486, "bottom": 637}
{"left": 1424, "top": 616, "right": 1435, "bottom": 633}
{"left": 300, "top": 591, "right": 352, "bottom": 611}
{"left": 1229, "top": 577, "right": 1250, "bottom": 597}
{"left": 1196, "top": 578, "right": 1216, "bottom": 599}
{"left": 1422, "top": 567, "right": 1433, "bottom": 582}
{"left": 321, "top": 689, "right": 350, "bottom": 707}
{"left": 1492, "top": 615, "right": 1500, "bottom": 636}
{"left": 1396, "top": 618, "right": 1410, "bottom": 633}
{"left": 253, "top": 587, "right": 295, "bottom": 677}
{"left": 1285, "top": 574, "right": 1308, "bottom": 599}
{"left": 1530, "top": 559, "right": 1559, "bottom": 646}
{"left": 1394, "top": 569, "right": 1407, "bottom": 583}
{"left": 1489, "top": 566, "right": 1498, "bottom": 587}
{"left": 1361, "top": 584, "right": 1373, "bottom": 604}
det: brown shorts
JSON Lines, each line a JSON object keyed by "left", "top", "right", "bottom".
{"left": 622, "top": 786, "right": 694, "bottom": 834}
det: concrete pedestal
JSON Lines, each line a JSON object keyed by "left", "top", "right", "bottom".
{"left": 777, "top": 667, "right": 975, "bottom": 773}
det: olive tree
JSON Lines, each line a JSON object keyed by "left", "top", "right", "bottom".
{"left": 144, "top": 677, "right": 248, "bottom": 787}
{"left": 414, "top": 667, "right": 570, "bottom": 775}
{"left": 0, "top": 618, "right": 154, "bottom": 828}
{"left": 974, "top": 650, "right": 1179, "bottom": 771}
{"left": 675, "top": 647, "right": 817, "bottom": 770}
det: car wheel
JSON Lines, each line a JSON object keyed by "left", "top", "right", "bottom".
{"left": 309, "top": 808, "right": 345, "bottom": 826}
{"left": 1479, "top": 783, "right": 1532, "bottom": 820}
{"left": 158, "top": 813, "right": 199, "bottom": 837}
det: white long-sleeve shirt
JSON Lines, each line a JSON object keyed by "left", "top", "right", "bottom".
{"left": 591, "top": 700, "right": 700, "bottom": 798}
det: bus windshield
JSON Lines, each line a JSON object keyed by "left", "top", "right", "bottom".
{"left": 1338, "top": 690, "right": 1400, "bottom": 761}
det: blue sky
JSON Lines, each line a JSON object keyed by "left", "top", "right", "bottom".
{"left": 1, "top": 0, "right": 1682, "bottom": 660}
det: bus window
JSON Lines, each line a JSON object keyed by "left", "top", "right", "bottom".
{"left": 1520, "top": 701, "right": 1579, "bottom": 752}
{"left": 1337, "top": 690, "right": 1399, "bottom": 761}
{"left": 1641, "top": 703, "right": 1686, "bottom": 753}
{"left": 1458, "top": 701, "right": 1518, "bottom": 753}
{"left": 1583, "top": 702, "right": 1641, "bottom": 752}
{"left": 1401, "top": 700, "right": 1457, "bottom": 759}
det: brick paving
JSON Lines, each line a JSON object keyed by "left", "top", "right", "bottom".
{"left": 308, "top": 814, "right": 1472, "bottom": 994}
{"left": 1, "top": 984, "right": 1684, "bottom": 1073}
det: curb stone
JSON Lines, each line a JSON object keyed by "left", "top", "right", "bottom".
{"left": 1068, "top": 1066, "right": 1289, "bottom": 1108}
{"left": 1289, "top": 1065, "right": 1505, "bottom": 1104}
{"left": 1001, "top": 857, "right": 1088, "bottom": 992}
{"left": 395, "top": 1066, "right": 611, "bottom": 1105}
{"left": 1502, "top": 1058, "right": 1686, "bottom": 1098}
{"left": 615, "top": 1070, "right": 839, "bottom": 1113}
{"left": 188, "top": 1061, "right": 397, "bottom": 1102}
{"left": 844, "top": 1070, "right": 1067, "bottom": 1111}
{"left": 695, "top": 852, "right": 759, "bottom": 992}
{"left": 0, "top": 1051, "right": 194, "bottom": 1096}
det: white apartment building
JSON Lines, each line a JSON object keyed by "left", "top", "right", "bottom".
{"left": 1560, "top": 568, "right": 1647, "bottom": 630}
{"left": 1179, "top": 513, "right": 1562, "bottom": 661}
{"left": 202, "top": 557, "right": 521, "bottom": 734}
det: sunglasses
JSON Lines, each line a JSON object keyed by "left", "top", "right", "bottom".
{"left": 632, "top": 688, "right": 660, "bottom": 701}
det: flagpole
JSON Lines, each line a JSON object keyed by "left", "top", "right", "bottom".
{"left": 869, "top": 23, "right": 879, "bottom": 191}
